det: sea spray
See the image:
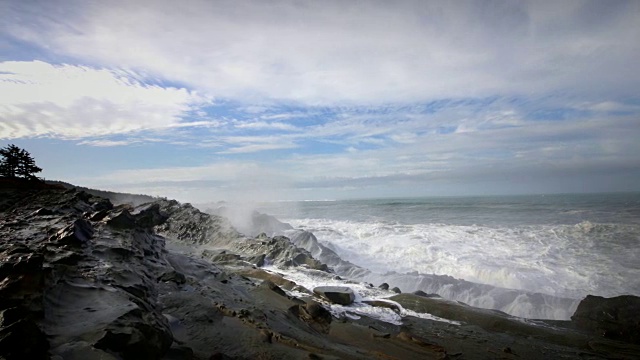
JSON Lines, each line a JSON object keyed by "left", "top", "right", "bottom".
{"left": 253, "top": 194, "right": 640, "bottom": 320}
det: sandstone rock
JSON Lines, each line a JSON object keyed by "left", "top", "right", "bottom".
{"left": 313, "top": 286, "right": 355, "bottom": 305}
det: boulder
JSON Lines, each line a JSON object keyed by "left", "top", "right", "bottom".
{"left": 571, "top": 295, "right": 640, "bottom": 344}
{"left": 391, "top": 287, "right": 402, "bottom": 294}
{"left": 378, "top": 283, "right": 389, "bottom": 290}
{"left": 413, "top": 290, "right": 440, "bottom": 298}
{"left": 313, "top": 286, "right": 355, "bottom": 305}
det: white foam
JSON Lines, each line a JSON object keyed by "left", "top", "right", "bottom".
{"left": 262, "top": 266, "right": 459, "bottom": 326}
{"left": 287, "top": 218, "right": 640, "bottom": 300}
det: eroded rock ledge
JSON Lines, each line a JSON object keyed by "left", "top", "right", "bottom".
{"left": 1, "top": 187, "right": 639, "bottom": 360}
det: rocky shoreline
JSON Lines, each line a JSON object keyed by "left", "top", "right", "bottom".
{"left": 1, "top": 186, "right": 639, "bottom": 359}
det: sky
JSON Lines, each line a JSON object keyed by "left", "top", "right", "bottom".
{"left": 1, "top": 0, "right": 640, "bottom": 203}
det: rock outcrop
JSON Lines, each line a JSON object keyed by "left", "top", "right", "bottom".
{"left": 313, "top": 286, "right": 356, "bottom": 305}
{"left": 571, "top": 294, "right": 640, "bottom": 343}
{"left": 2, "top": 186, "right": 640, "bottom": 360}
{"left": 0, "top": 189, "right": 173, "bottom": 359}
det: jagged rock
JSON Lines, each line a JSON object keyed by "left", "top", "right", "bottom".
{"left": 292, "top": 285, "right": 313, "bottom": 295}
{"left": 288, "top": 300, "right": 332, "bottom": 333}
{"left": 153, "top": 200, "right": 239, "bottom": 246}
{"left": 94, "top": 321, "right": 172, "bottom": 359}
{"left": 288, "top": 230, "right": 369, "bottom": 278}
{"left": 0, "top": 252, "right": 45, "bottom": 309}
{"left": 259, "top": 280, "right": 287, "bottom": 297}
{"left": 378, "top": 283, "right": 389, "bottom": 290}
{"left": 236, "top": 269, "right": 297, "bottom": 290}
{"left": 105, "top": 210, "right": 137, "bottom": 229}
{"left": 249, "top": 254, "right": 266, "bottom": 267}
{"left": 30, "top": 207, "right": 55, "bottom": 216}
{"left": 232, "top": 235, "right": 330, "bottom": 272}
{"left": 158, "top": 270, "right": 186, "bottom": 285}
{"left": 6, "top": 186, "right": 637, "bottom": 359}
{"left": 132, "top": 203, "right": 168, "bottom": 228}
{"left": 305, "top": 301, "right": 332, "bottom": 324}
{"left": 52, "top": 219, "right": 94, "bottom": 246}
{"left": 91, "top": 197, "right": 114, "bottom": 212}
{"left": 0, "top": 318, "right": 49, "bottom": 360}
{"left": 571, "top": 295, "right": 640, "bottom": 343}
{"left": 249, "top": 211, "right": 293, "bottom": 236}
{"left": 313, "top": 286, "right": 355, "bottom": 305}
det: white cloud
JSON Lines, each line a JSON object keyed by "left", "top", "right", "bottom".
{"left": 0, "top": 61, "right": 206, "bottom": 139}
{"left": 2, "top": 1, "right": 639, "bottom": 199}
{"left": 77, "top": 139, "right": 139, "bottom": 147}
{"left": 218, "top": 143, "right": 298, "bottom": 154}
{"left": 5, "top": 1, "right": 639, "bottom": 104}
{"left": 234, "top": 121, "right": 299, "bottom": 131}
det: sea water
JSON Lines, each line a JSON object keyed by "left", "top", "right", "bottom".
{"left": 256, "top": 193, "right": 640, "bottom": 320}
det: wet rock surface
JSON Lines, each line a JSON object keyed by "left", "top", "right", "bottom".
{"left": 1, "top": 186, "right": 639, "bottom": 359}
{"left": 313, "top": 286, "right": 356, "bottom": 305}
{"left": 571, "top": 294, "right": 640, "bottom": 343}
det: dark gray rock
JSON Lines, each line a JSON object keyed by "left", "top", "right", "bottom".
{"left": 94, "top": 321, "right": 172, "bottom": 359}
{"left": 133, "top": 203, "right": 167, "bottom": 228}
{"left": 288, "top": 300, "right": 332, "bottom": 334}
{"left": 289, "top": 230, "right": 370, "bottom": 278}
{"left": 52, "top": 219, "right": 94, "bottom": 246}
{"left": 313, "top": 286, "right": 355, "bottom": 305}
{"left": 571, "top": 294, "right": 640, "bottom": 344}
{"left": 413, "top": 290, "right": 440, "bottom": 298}
{"left": 158, "top": 270, "right": 186, "bottom": 285}
{"left": 105, "top": 210, "right": 137, "bottom": 229}
{"left": 0, "top": 317, "right": 49, "bottom": 360}
{"left": 391, "top": 287, "right": 401, "bottom": 294}
{"left": 378, "top": 283, "right": 389, "bottom": 290}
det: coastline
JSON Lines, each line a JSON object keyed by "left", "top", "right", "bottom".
{"left": 1, "top": 186, "right": 639, "bottom": 359}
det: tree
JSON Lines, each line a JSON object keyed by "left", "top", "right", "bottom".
{"left": 0, "top": 144, "right": 42, "bottom": 180}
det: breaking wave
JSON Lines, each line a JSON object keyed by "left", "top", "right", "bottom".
{"left": 282, "top": 219, "right": 640, "bottom": 320}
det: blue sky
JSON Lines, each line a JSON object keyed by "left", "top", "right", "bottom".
{"left": 1, "top": 0, "right": 639, "bottom": 202}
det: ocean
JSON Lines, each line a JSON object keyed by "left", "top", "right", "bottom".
{"left": 252, "top": 193, "right": 640, "bottom": 320}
